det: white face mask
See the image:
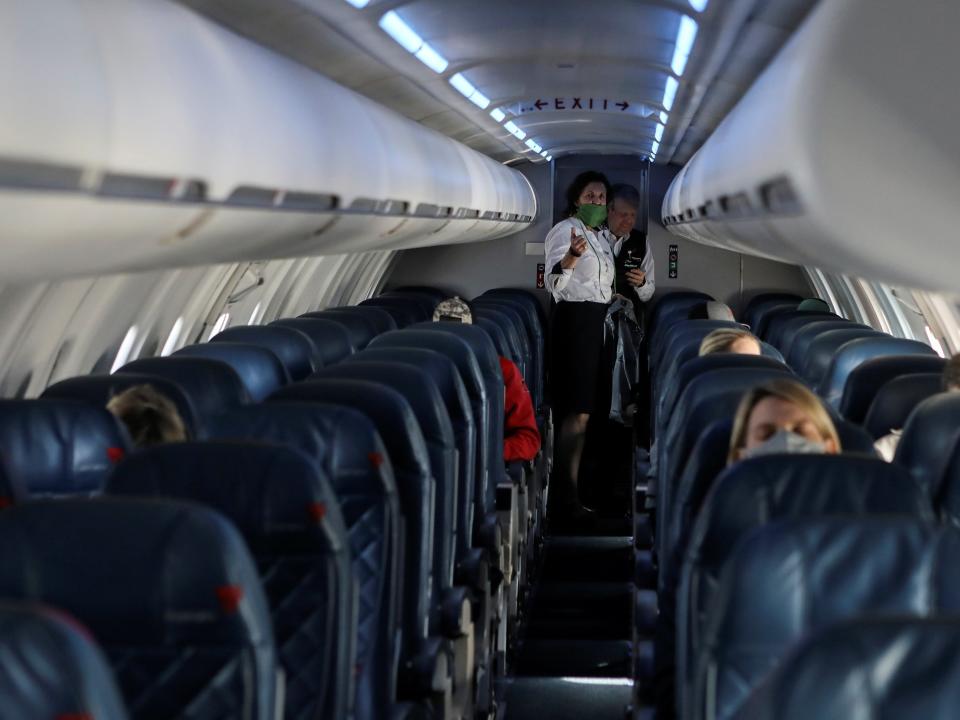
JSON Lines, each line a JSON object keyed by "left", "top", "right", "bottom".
{"left": 742, "top": 428, "right": 826, "bottom": 459}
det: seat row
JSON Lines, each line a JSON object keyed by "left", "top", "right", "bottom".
{"left": 0, "top": 286, "right": 550, "bottom": 720}
{"left": 642, "top": 291, "right": 960, "bottom": 719}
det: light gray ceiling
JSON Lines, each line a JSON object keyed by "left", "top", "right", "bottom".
{"left": 178, "top": 0, "right": 818, "bottom": 166}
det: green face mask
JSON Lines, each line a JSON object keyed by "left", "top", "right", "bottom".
{"left": 576, "top": 203, "right": 608, "bottom": 228}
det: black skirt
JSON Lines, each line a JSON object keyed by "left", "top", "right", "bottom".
{"left": 549, "top": 300, "right": 613, "bottom": 416}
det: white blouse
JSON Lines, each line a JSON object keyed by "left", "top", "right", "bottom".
{"left": 545, "top": 217, "right": 656, "bottom": 303}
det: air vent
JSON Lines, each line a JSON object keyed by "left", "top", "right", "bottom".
{"left": 281, "top": 191, "right": 337, "bottom": 211}
{"left": 414, "top": 203, "right": 454, "bottom": 218}
{"left": 350, "top": 198, "right": 409, "bottom": 214}
{"left": 454, "top": 207, "right": 480, "bottom": 219}
{"left": 758, "top": 176, "right": 802, "bottom": 215}
{"left": 718, "top": 193, "right": 752, "bottom": 217}
{"left": 227, "top": 186, "right": 277, "bottom": 207}
{"left": 99, "top": 172, "right": 177, "bottom": 200}
{"left": 0, "top": 157, "right": 83, "bottom": 192}
{"left": 481, "top": 210, "right": 499, "bottom": 220}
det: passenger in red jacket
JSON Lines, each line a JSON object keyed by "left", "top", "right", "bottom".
{"left": 499, "top": 356, "right": 541, "bottom": 462}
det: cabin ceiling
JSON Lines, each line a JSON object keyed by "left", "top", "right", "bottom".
{"left": 179, "top": 0, "right": 817, "bottom": 166}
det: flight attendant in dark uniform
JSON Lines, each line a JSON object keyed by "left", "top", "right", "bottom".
{"left": 544, "top": 172, "right": 649, "bottom": 519}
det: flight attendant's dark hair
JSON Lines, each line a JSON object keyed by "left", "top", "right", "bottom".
{"left": 564, "top": 170, "right": 611, "bottom": 217}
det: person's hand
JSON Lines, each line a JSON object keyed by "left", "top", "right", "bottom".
{"left": 562, "top": 228, "right": 588, "bottom": 269}
{"left": 626, "top": 268, "right": 646, "bottom": 287}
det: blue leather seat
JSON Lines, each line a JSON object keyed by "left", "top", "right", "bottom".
{"left": 0, "top": 399, "right": 129, "bottom": 496}
{"left": 0, "top": 603, "right": 129, "bottom": 720}
{"left": 361, "top": 296, "right": 431, "bottom": 324}
{"left": 107, "top": 442, "right": 353, "bottom": 720}
{"left": 368, "top": 330, "right": 500, "bottom": 561}
{"left": 266, "top": 379, "right": 450, "bottom": 702}
{"left": 379, "top": 291, "right": 441, "bottom": 319}
{"left": 310, "top": 362, "right": 459, "bottom": 602}
{"left": 894, "top": 393, "right": 960, "bottom": 502}
{"left": 211, "top": 324, "right": 318, "bottom": 381}
{"left": 477, "top": 291, "right": 546, "bottom": 411}
{"left": 762, "top": 310, "right": 839, "bottom": 349}
{"left": 651, "top": 320, "right": 742, "bottom": 383}
{"left": 782, "top": 319, "right": 871, "bottom": 370}
{"left": 175, "top": 342, "right": 289, "bottom": 402}
{"left": 649, "top": 291, "right": 714, "bottom": 348}
{"left": 117, "top": 356, "right": 249, "bottom": 436}
{"left": 473, "top": 312, "right": 514, "bottom": 363}
{"left": 301, "top": 310, "right": 378, "bottom": 350}
{"left": 0, "top": 498, "right": 277, "bottom": 719}
{"left": 391, "top": 286, "right": 450, "bottom": 303}
{"left": 864, "top": 372, "right": 944, "bottom": 439}
{"left": 796, "top": 327, "right": 882, "bottom": 386}
{"left": 679, "top": 455, "right": 931, "bottom": 717}
{"left": 839, "top": 354, "right": 946, "bottom": 423}
{"left": 740, "top": 294, "right": 801, "bottom": 334}
{"left": 42, "top": 372, "right": 200, "bottom": 439}
{"left": 472, "top": 301, "right": 532, "bottom": 393}
{"left": 657, "top": 355, "right": 790, "bottom": 437}
{"left": 694, "top": 518, "right": 960, "bottom": 720}
{"left": 819, "top": 337, "right": 938, "bottom": 408}
{"left": 657, "top": 366, "right": 793, "bottom": 551}
{"left": 733, "top": 617, "right": 960, "bottom": 720}
{"left": 270, "top": 317, "right": 354, "bottom": 366}
{"left": 331, "top": 305, "right": 398, "bottom": 335}
{"left": 207, "top": 402, "right": 401, "bottom": 719}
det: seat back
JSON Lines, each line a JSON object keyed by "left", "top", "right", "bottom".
{"left": 211, "top": 324, "right": 317, "bottom": 381}
{"left": 108, "top": 442, "right": 353, "bottom": 720}
{"left": 368, "top": 329, "right": 494, "bottom": 530}
{"left": 740, "top": 294, "right": 802, "bottom": 333}
{"left": 783, "top": 320, "right": 871, "bottom": 369}
{"left": 734, "top": 617, "right": 960, "bottom": 720}
{"left": 477, "top": 292, "right": 546, "bottom": 410}
{"left": 352, "top": 347, "right": 476, "bottom": 558}
{"left": 864, "top": 373, "right": 945, "bottom": 439}
{"left": 652, "top": 320, "right": 742, "bottom": 380}
{"left": 680, "top": 455, "right": 931, "bottom": 713}
{"left": 267, "top": 379, "right": 435, "bottom": 660}
{"left": 819, "top": 337, "right": 938, "bottom": 407}
{"left": 696, "top": 518, "right": 960, "bottom": 720}
{"left": 270, "top": 318, "right": 354, "bottom": 366}
{"left": 302, "top": 309, "right": 378, "bottom": 350}
{"left": 762, "top": 310, "right": 839, "bottom": 349}
{"left": 208, "top": 403, "right": 401, "bottom": 717}
{"left": 330, "top": 305, "right": 398, "bottom": 335}
{"left": 473, "top": 312, "right": 514, "bottom": 362}
{"left": 175, "top": 342, "right": 289, "bottom": 402}
{"left": 0, "top": 499, "right": 277, "bottom": 719}
{"left": 0, "top": 603, "right": 129, "bottom": 720}
{"left": 473, "top": 299, "right": 535, "bottom": 399}
{"left": 42, "top": 372, "right": 201, "bottom": 439}
{"left": 797, "top": 327, "right": 882, "bottom": 386}
{"left": 378, "top": 291, "right": 440, "bottom": 319}
{"left": 360, "top": 296, "right": 429, "bottom": 325}
{"left": 391, "top": 286, "right": 450, "bottom": 303}
{"left": 894, "top": 393, "right": 960, "bottom": 501}
{"left": 117, "top": 356, "right": 250, "bottom": 434}
{"left": 649, "top": 291, "right": 714, "bottom": 347}
{"left": 839, "top": 354, "right": 946, "bottom": 423}
{"left": 312, "top": 361, "right": 458, "bottom": 590}
{"left": 0, "top": 399, "right": 129, "bottom": 496}
{"left": 409, "top": 322, "right": 505, "bottom": 502}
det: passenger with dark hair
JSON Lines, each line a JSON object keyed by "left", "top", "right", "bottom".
{"left": 875, "top": 352, "right": 960, "bottom": 460}
{"left": 543, "top": 170, "right": 627, "bottom": 520}
{"left": 106, "top": 384, "right": 188, "bottom": 447}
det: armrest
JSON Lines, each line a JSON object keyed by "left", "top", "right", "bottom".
{"left": 399, "top": 638, "right": 452, "bottom": 697}
{"left": 439, "top": 586, "right": 472, "bottom": 638}
{"left": 455, "top": 548, "right": 490, "bottom": 593}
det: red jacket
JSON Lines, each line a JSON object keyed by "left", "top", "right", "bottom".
{"left": 499, "top": 356, "right": 541, "bottom": 462}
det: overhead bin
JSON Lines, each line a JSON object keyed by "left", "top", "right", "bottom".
{"left": 662, "top": 0, "right": 960, "bottom": 293}
{"left": 0, "top": 0, "right": 536, "bottom": 281}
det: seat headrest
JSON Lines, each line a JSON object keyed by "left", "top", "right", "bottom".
{"left": 358, "top": 298, "right": 421, "bottom": 326}
{"left": 108, "top": 442, "right": 345, "bottom": 555}
{"left": 175, "top": 342, "right": 289, "bottom": 402}
{"left": 351, "top": 347, "right": 472, "bottom": 427}
{"left": 269, "top": 318, "right": 354, "bottom": 365}
{"left": 798, "top": 327, "right": 881, "bottom": 385}
{"left": 211, "top": 325, "right": 317, "bottom": 381}
{"left": 691, "top": 454, "right": 931, "bottom": 579}
{"left": 301, "top": 310, "right": 377, "bottom": 350}
{"left": 687, "top": 301, "right": 735, "bottom": 321}
{"left": 796, "top": 298, "right": 830, "bottom": 312}
{"left": 0, "top": 399, "right": 129, "bottom": 496}
{"left": 839, "top": 355, "right": 946, "bottom": 424}
{"left": 894, "top": 392, "right": 960, "bottom": 497}
{"left": 269, "top": 379, "right": 431, "bottom": 481}
{"left": 329, "top": 306, "right": 398, "bottom": 334}
{"left": 391, "top": 285, "right": 450, "bottom": 303}
{"left": 312, "top": 362, "right": 454, "bottom": 450}
{"left": 702, "top": 518, "right": 960, "bottom": 720}
{"left": 0, "top": 602, "right": 129, "bottom": 720}
{"left": 783, "top": 320, "right": 871, "bottom": 369}
{"left": 41, "top": 373, "right": 200, "bottom": 439}
{"left": 863, "top": 372, "right": 944, "bottom": 439}
{"left": 820, "top": 338, "right": 938, "bottom": 408}
{"left": 736, "top": 617, "right": 960, "bottom": 720}
{"left": 209, "top": 402, "right": 394, "bottom": 500}
{"left": 0, "top": 498, "right": 272, "bottom": 647}
{"left": 832, "top": 417, "right": 877, "bottom": 454}
{"left": 362, "top": 295, "right": 431, "bottom": 322}
{"left": 472, "top": 314, "right": 514, "bottom": 360}
{"left": 377, "top": 291, "right": 440, "bottom": 318}
{"left": 744, "top": 300, "right": 800, "bottom": 337}
{"left": 117, "top": 357, "right": 250, "bottom": 429}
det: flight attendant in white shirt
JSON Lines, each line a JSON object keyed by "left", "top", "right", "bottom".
{"left": 545, "top": 172, "right": 652, "bottom": 520}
